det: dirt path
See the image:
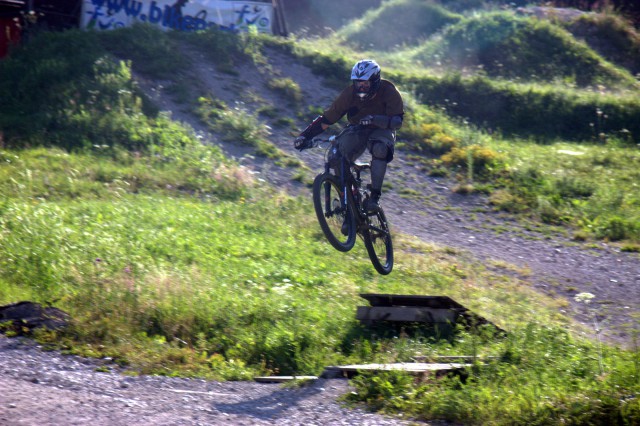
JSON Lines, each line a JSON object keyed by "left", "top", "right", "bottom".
{"left": 0, "top": 336, "right": 424, "bottom": 426}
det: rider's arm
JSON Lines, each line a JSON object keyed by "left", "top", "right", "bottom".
{"left": 298, "top": 87, "right": 352, "bottom": 140}
{"left": 383, "top": 81, "right": 404, "bottom": 129}
{"left": 361, "top": 114, "right": 403, "bottom": 129}
{"left": 299, "top": 115, "right": 332, "bottom": 140}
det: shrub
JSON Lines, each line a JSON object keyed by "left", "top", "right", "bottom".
{"left": 441, "top": 145, "right": 504, "bottom": 177}
{"left": 175, "top": 25, "right": 246, "bottom": 71}
{"left": 0, "top": 30, "right": 104, "bottom": 145}
{"left": 267, "top": 77, "right": 303, "bottom": 103}
{"left": 555, "top": 176, "right": 595, "bottom": 199}
{"left": 489, "top": 189, "right": 529, "bottom": 213}
{"left": 98, "top": 23, "right": 187, "bottom": 79}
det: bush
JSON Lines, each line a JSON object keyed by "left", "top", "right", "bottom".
{"left": 0, "top": 30, "right": 105, "bottom": 145}
{"left": 441, "top": 144, "right": 504, "bottom": 177}
{"left": 396, "top": 71, "right": 640, "bottom": 143}
{"left": 98, "top": 23, "right": 188, "bottom": 78}
{"left": 267, "top": 77, "right": 303, "bottom": 103}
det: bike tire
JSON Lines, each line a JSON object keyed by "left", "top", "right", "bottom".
{"left": 312, "top": 173, "right": 356, "bottom": 252}
{"left": 363, "top": 207, "right": 394, "bottom": 275}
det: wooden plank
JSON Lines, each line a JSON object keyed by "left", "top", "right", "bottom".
{"left": 356, "top": 306, "right": 458, "bottom": 323}
{"left": 360, "top": 293, "right": 465, "bottom": 309}
{"left": 254, "top": 376, "right": 318, "bottom": 383}
{"left": 337, "top": 362, "right": 471, "bottom": 374}
{"left": 413, "top": 355, "right": 498, "bottom": 363}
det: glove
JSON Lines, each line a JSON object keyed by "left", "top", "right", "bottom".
{"left": 294, "top": 135, "right": 309, "bottom": 151}
{"left": 359, "top": 115, "right": 390, "bottom": 129}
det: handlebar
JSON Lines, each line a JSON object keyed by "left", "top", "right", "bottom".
{"left": 296, "top": 124, "right": 367, "bottom": 151}
{"left": 295, "top": 135, "right": 335, "bottom": 151}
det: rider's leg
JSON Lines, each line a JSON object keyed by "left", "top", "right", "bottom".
{"left": 370, "top": 141, "right": 388, "bottom": 196}
{"left": 365, "top": 141, "right": 387, "bottom": 212}
{"left": 337, "top": 130, "right": 368, "bottom": 170}
{"left": 337, "top": 130, "right": 368, "bottom": 234}
{"left": 365, "top": 129, "right": 395, "bottom": 212}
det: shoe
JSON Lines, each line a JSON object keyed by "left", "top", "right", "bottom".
{"left": 341, "top": 219, "right": 349, "bottom": 236}
{"left": 364, "top": 195, "right": 380, "bottom": 214}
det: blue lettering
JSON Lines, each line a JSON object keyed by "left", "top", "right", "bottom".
{"left": 98, "top": 18, "right": 115, "bottom": 29}
{"left": 128, "top": 0, "right": 142, "bottom": 18}
{"left": 163, "top": 5, "right": 181, "bottom": 29}
{"left": 194, "top": 17, "right": 207, "bottom": 31}
{"left": 85, "top": 7, "right": 105, "bottom": 29}
{"left": 86, "top": 1, "right": 265, "bottom": 34}
{"left": 235, "top": 5, "right": 250, "bottom": 25}
{"left": 107, "top": 0, "right": 123, "bottom": 14}
{"left": 148, "top": 1, "right": 163, "bottom": 23}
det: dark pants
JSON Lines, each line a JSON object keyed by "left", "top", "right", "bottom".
{"left": 336, "top": 127, "right": 395, "bottom": 195}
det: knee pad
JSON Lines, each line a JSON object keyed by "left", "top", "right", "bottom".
{"left": 371, "top": 140, "right": 389, "bottom": 160}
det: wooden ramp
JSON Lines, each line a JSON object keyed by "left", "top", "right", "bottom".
{"left": 357, "top": 293, "right": 502, "bottom": 332}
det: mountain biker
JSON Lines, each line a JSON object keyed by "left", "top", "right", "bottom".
{"left": 294, "top": 59, "right": 404, "bottom": 213}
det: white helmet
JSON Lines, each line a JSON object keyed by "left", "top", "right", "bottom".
{"left": 351, "top": 59, "right": 381, "bottom": 100}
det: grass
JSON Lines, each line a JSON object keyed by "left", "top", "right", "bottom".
{"left": 0, "top": 14, "right": 639, "bottom": 425}
{"left": 195, "top": 96, "right": 301, "bottom": 165}
{"left": 335, "top": 0, "right": 461, "bottom": 50}
{"left": 412, "top": 11, "right": 638, "bottom": 88}
{"left": 1, "top": 147, "right": 583, "bottom": 376}
{"left": 488, "top": 139, "right": 640, "bottom": 241}
{"left": 346, "top": 325, "right": 640, "bottom": 425}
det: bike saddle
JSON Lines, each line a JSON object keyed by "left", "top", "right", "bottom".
{"left": 352, "top": 162, "right": 371, "bottom": 171}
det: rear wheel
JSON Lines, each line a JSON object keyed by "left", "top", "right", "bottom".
{"left": 363, "top": 207, "right": 393, "bottom": 274}
{"left": 312, "top": 173, "right": 356, "bottom": 252}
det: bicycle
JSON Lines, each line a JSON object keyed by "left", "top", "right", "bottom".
{"left": 297, "top": 126, "right": 394, "bottom": 275}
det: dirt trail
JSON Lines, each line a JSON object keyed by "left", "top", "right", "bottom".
{"left": 140, "top": 44, "right": 639, "bottom": 346}
{"left": 0, "top": 336, "right": 423, "bottom": 425}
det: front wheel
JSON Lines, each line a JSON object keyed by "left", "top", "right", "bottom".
{"left": 363, "top": 207, "right": 393, "bottom": 274}
{"left": 313, "top": 173, "right": 356, "bottom": 252}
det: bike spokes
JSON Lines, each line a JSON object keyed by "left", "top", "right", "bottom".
{"left": 313, "top": 173, "right": 356, "bottom": 252}
{"left": 363, "top": 208, "right": 393, "bottom": 275}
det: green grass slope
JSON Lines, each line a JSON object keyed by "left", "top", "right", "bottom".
{"left": 566, "top": 12, "right": 640, "bottom": 76}
{"left": 414, "top": 12, "right": 637, "bottom": 88}
{"left": 336, "top": 0, "right": 461, "bottom": 49}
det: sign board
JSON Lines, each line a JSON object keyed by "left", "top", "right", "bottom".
{"left": 80, "top": 0, "right": 274, "bottom": 33}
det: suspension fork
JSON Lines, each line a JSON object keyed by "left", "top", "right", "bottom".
{"left": 341, "top": 157, "right": 348, "bottom": 209}
{"left": 324, "top": 158, "right": 349, "bottom": 217}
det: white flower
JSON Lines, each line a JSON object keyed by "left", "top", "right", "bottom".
{"left": 574, "top": 292, "right": 595, "bottom": 305}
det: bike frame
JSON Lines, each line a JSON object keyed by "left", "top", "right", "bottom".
{"left": 309, "top": 127, "right": 393, "bottom": 274}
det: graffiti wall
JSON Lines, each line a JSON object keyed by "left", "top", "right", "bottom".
{"left": 81, "top": 0, "right": 274, "bottom": 33}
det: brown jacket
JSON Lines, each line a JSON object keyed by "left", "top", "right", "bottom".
{"left": 322, "top": 80, "right": 404, "bottom": 125}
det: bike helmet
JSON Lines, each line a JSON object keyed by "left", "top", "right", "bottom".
{"left": 351, "top": 59, "right": 381, "bottom": 100}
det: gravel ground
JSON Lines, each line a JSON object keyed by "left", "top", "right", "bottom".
{"left": 0, "top": 336, "right": 425, "bottom": 426}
